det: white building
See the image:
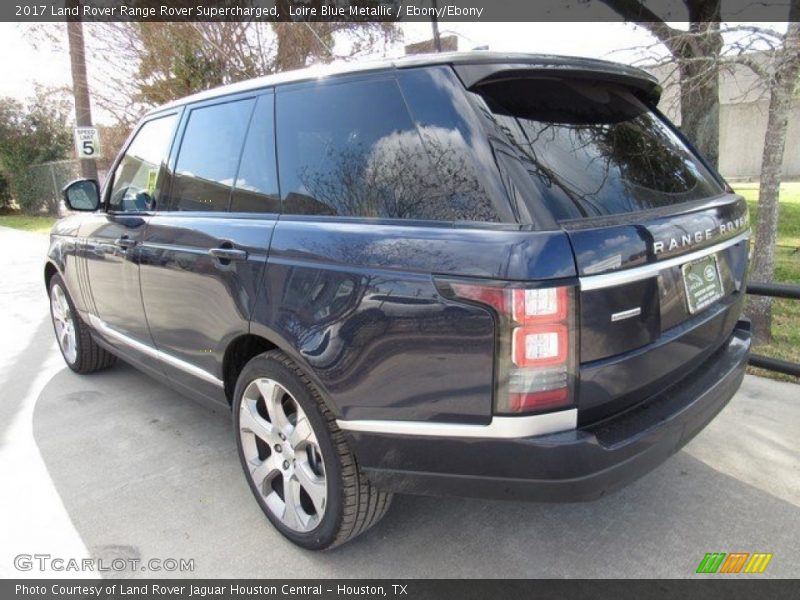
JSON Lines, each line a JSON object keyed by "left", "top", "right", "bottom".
{"left": 650, "top": 58, "right": 800, "bottom": 179}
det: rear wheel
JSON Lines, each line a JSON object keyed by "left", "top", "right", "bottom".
{"left": 233, "top": 350, "right": 391, "bottom": 550}
{"left": 49, "top": 274, "right": 116, "bottom": 374}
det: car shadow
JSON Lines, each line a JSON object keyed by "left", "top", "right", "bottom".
{"left": 0, "top": 317, "right": 58, "bottom": 443}
{"left": 32, "top": 363, "right": 800, "bottom": 578}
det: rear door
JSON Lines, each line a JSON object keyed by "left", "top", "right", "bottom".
{"left": 261, "top": 71, "right": 530, "bottom": 423}
{"left": 138, "top": 92, "right": 279, "bottom": 404}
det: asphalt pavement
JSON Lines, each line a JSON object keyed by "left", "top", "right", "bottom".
{"left": 0, "top": 225, "right": 798, "bottom": 579}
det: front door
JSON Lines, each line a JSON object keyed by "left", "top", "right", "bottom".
{"left": 82, "top": 112, "right": 179, "bottom": 366}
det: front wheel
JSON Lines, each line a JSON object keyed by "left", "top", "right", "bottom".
{"left": 49, "top": 273, "right": 116, "bottom": 374}
{"left": 233, "top": 350, "right": 391, "bottom": 550}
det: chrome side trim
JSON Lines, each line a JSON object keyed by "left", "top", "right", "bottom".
{"left": 579, "top": 231, "right": 750, "bottom": 291}
{"left": 337, "top": 409, "right": 577, "bottom": 439}
{"left": 87, "top": 314, "right": 224, "bottom": 388}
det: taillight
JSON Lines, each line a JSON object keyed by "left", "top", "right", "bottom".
{"left": 512, "top": 288, "right": 568, "bottom": 323}
{"left": 447, "top": 281, "right": 576, "bottom": 415}
{"left": 513, "top": 324, "right": 568, "bottom": 367}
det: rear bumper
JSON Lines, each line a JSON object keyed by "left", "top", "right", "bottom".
{"left": 345, "top": 320, "right": 751, "bottom": 502}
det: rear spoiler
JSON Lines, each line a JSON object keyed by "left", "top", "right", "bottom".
{"left": 453, "top": 61, "right": 662, "bottom": 106}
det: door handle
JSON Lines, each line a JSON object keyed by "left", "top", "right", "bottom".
{"left": 114, "top": 236, "right": 137, "bottom": 250}
{"left": 208, "top": 247, "right": 248, "bottom": 262}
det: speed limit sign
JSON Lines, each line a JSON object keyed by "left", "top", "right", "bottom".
{"left": 74, "top": 127, "right": 101, "bottom": 159}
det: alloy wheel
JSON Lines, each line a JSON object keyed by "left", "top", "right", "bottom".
{"left": 51, "top": 284, "right": 77, "bottom": 364}
{"left": 238, "top": 377, "right": 327, "bottom": 532}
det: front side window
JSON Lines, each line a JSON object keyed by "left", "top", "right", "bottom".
{"left": 167, "top": 98, "right": 255, "bottom": 212}
{"left": 108, "top": 114, "right": 177, "bottom": 212}
{"left": 276, "top": 78, "right": 467, "bottom": 221}
{"left": 473, "top": 78, "right": 724, "bottom": 222}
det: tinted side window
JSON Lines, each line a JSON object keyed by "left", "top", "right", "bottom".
{"left": 277, "top": 78, "right": 461, "bottom": 221}
{"left": 398, "top": 68, "right": 510, "bottom": 223}
{"left": 230, "top": 94, "right": 280, "bottom": 213}
{"left": 109, "top": 114, "right": 177, "bottom": 212}
{"left": 168, "top": 98, "right": 255, "bottom": 212}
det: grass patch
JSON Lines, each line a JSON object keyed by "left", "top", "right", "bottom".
{"left": 746, "top": 298, "right": 800, "bottom": 382}
{"left": 0, "top": 214, "right": 57, "bottom": 234}
{"left": 734, "top": 181, "right": 800, "bottom": 383}
{"left": 736, "top": 181, "right": 800, "bottom": 249}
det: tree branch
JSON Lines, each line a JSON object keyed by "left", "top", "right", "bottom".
{"left": 598, "top": 0, "right": 682, "bottom": 54}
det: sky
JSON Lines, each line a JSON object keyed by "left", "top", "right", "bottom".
{"left": 0, "top": 22, "right": 661, "bottom": 121}
{"left": 0, "top": 21, "right": 784, "bottom": 124}
{"left": 397, "top": 22, "right": 659, "bottom": 58}
{"left": 0, "top": 24, "right": 72, "bottom": 100}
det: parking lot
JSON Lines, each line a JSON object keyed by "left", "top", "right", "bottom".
{"left": 1, "top": 225, "right": 798, "bottom": 578}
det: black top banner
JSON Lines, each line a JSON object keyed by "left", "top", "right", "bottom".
{"left": 3, "top": 0, "right": 799, "bottom": 23}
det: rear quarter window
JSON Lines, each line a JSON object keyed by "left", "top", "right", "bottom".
{"left": 472, "top": 77, "right": 724, "bottom": 222}
{"left": 275, "top": 76, "right": 506, "bottom": 223}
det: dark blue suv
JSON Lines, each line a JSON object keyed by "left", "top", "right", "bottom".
{"left": 47, "top": 53, "right": 751, "bottom": 549}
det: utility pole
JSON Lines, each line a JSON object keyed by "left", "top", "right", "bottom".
{"left": 431, "top": 0, "right": 442, "bottom": 52}
{"left": 67, "top": 14, "right": 98, "bottom": 181}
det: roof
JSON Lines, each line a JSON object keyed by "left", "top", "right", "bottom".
{"left": 153, "top": 52, "right": 661, "bottom": 114}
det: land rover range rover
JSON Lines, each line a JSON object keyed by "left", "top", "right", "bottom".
{"left": 46, "top": 53, "right": 751, "bottom": 549}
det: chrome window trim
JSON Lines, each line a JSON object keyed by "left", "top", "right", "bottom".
{"left": 337, "top": 409, "right": 577, "bottom": 439}
{"left": 87, "top": 314, "right": 224, "bottom": 388}
{"left": 579, "top": 231, "right": 750, "bottom": 291}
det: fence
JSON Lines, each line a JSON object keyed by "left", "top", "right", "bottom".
{"left": 16, "top": 159, "right": 81, "bottom": 216}
{"left": 746, "top": 282, "right": 800, "bottom": 377}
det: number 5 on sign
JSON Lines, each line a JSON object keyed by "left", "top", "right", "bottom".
{"left": 74, "top": 127, "right": 101, "bottom": 159}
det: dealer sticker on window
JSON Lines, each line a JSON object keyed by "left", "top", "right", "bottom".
{"left": 681, "top": 254, "right": 724, "bottom": 314}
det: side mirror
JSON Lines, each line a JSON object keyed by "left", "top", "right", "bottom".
{"left": 63, "top": 179, "right": 100, "bottom": 212}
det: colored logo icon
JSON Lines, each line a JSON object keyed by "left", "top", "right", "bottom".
{"left": 696, "top": 552, "right": 773, "bottom": 574}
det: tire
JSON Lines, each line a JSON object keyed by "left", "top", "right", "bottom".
{"left": 48, "top": 273, "right": 117, "bottom": 374}
{"left": 233, "top": 350, "right": 391, "bottom": 550}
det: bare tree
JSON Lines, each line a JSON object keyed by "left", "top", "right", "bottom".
{"left": 742, "top": 10, "right": 800, "bottom": 344}
{"left": 599, "top": 0, "right": 723, "bottom": 168}
{"left": 272, "top": 18, "right": 400, "bottom": 72}
{"left": 84, "top": 22, "right": 276, "bottom": 122}
{"left": 28, "top": 21, "right": 400, "bottom": 127}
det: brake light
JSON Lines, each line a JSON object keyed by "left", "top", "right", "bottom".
{"left": 447, "top": 282, "right": 576, "bottom": 415}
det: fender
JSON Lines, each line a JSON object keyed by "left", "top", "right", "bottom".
{"left": 45, "top": 215, "right": 94, "bottom": 317}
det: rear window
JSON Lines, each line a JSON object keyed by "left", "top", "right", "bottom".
{"left": 473, "top": 78, "right": 724, "bottom": 221}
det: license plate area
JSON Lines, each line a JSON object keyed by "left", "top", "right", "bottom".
{"left": 681, "top": 254, "right": 724, "bottom": 314}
